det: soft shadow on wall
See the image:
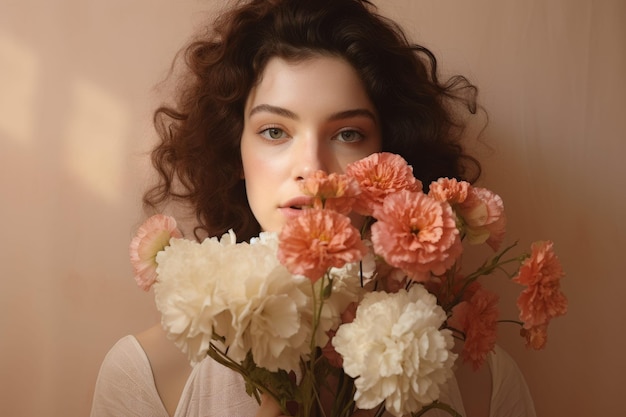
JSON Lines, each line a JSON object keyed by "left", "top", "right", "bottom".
{"left": 0, "top": 1, "right": 223, "bottom": 415}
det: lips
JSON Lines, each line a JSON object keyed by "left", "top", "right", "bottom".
{"left": 279, "top": 196, "right": 314, "bottom": 219}
{"left": 280, "top": 196, "right": 314, "bottom": 210}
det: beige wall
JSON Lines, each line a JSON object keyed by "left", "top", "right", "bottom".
{"left": 1, "top": 0, "right": 624, "bottom": 416}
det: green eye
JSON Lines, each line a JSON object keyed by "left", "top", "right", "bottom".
{"left": 336, "top": 130, "right": 363, "bottom": 143}
{"left": 261, "top": 127, "right": 286, "bottom": 140}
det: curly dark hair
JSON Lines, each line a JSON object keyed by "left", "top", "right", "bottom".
{"left": 145, "top": 0, "right": 481, "bottom": 242}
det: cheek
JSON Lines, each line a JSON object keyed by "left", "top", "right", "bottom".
{"left": 243, "top": 151, "right": 275, "bottom": 180}
{"left": 241, "top": 154, "right": 255, "bottom": 180}
{"left": 240, "top": 138, "right": 261, "bottom": 180}
{"left": 240, "top": 134, "right": 281, "bottom": 182}
{"left": 242, "top": 152, "right": 280, "bottom": 203}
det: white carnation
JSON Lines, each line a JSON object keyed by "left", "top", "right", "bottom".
{"left": 154, "top": 236, "right": 230, "bottom": 364}
{"left": 249, "top": 230, "right": 279, "bottom": 250}
{"left": 217, "top": 239, "right": 312, "bottom": 372}
{"left": 154, "top": 230, "right": 314, "bottom": 372}
{"left": 333, "top": 285, "right": 457, "bottom": 417}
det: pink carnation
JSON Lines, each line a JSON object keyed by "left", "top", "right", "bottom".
{"left": 300, "top": 170, "right": 360, "bottom": 215}
{"left": 521, "top": 324, "right": 549, "bottom": 350}
{"left": 428, "top": 177, "right": 470, "bottom": 205}
{"left": 513, "top": 240, "right": 567, "bottom": 332}
{"left": 345, "top": 152, "right": 422, "bottom": 217}
{"left": 129, "top": 214, "right": 182, "bottom": 291}
{"left": 456, "top": 186, "right": 506, "bottom": 251}
{"left": 277, "top": 209, "right": 366, "bottom": 282}
{"left": 449, "top": 286, "right": 499, "bottom": 370}
{"left": 370, "top": 190, "right": 462, "bottom": 281}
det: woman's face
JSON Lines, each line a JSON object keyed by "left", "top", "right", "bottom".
{"left": 241, "top": 55, "right": 382, "bottom": 233}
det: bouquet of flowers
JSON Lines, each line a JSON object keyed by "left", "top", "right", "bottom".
{"left": 130, "top": 152, "right": 567, "bottom": 417}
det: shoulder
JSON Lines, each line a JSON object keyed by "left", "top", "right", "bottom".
{"left": 135, "top": 324, "right": 191, "bottom": 372}
{"left": 90, "top": 333, "right": 168, "bottom": 417}
{"left": 135, "top": 324, "right": 193, "bottom": 416}
{"left": 95, "top": 334, "right": 153, "bottom": 384}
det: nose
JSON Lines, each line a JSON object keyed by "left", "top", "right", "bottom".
{"left": 292, "top": 133, "right": 331, "bottom": 181}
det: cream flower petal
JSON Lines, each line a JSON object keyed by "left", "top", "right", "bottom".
{"left": 155, "top": 230, "right": 314, "bottom": 371}
{"left": 333, "top": 285, "right": 456, "bottom": 417}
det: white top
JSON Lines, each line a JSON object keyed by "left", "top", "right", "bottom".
{"left": 90, "top": 335, "right": 536, "bottom": 417}
{"left": 90, "top": 336, "right": 258, "bottom": 417}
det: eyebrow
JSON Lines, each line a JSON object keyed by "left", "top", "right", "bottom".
{"left": 328, "top": 109, "right": 377, "bottom": 123}
{"left": 249, "top": 104, "right": 298, "bottom": 120}
{"left": 248, "top": 104, "right": 377, "bottom": 123}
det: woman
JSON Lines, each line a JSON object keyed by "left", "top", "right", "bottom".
{"left": 91, "top": 0, "right": 535, "bottom": 416}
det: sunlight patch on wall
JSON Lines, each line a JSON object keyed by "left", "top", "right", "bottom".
{"left": 64, "top": 78, "right": 129, "bottom": 204}
{"left": 0, "top": 34, "right": 39, "bottom": 145}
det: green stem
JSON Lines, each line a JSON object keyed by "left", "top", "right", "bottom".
{"left": 498, "top": 319, "right": 524, "bottom": 326}
{"left": 301, "top": 274, "right": 331, "bottom": 417}
{"left": 207, "top": 344, "right": 277, "bottom": 409}
{"left": 446, "top": 242, "right": 523, "bottom": 309}
{"left": 333, "top": 371, "right": 356, "bottom": 417}
{"left": 446, "top": 325, "right": 466, "bottom": 340}
{"left": 463, "top": 255, "right": 520, "bottom": 282}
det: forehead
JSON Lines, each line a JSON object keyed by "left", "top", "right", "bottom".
{"left": 245, "top": 55, "right": 376, "bottom": 115}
